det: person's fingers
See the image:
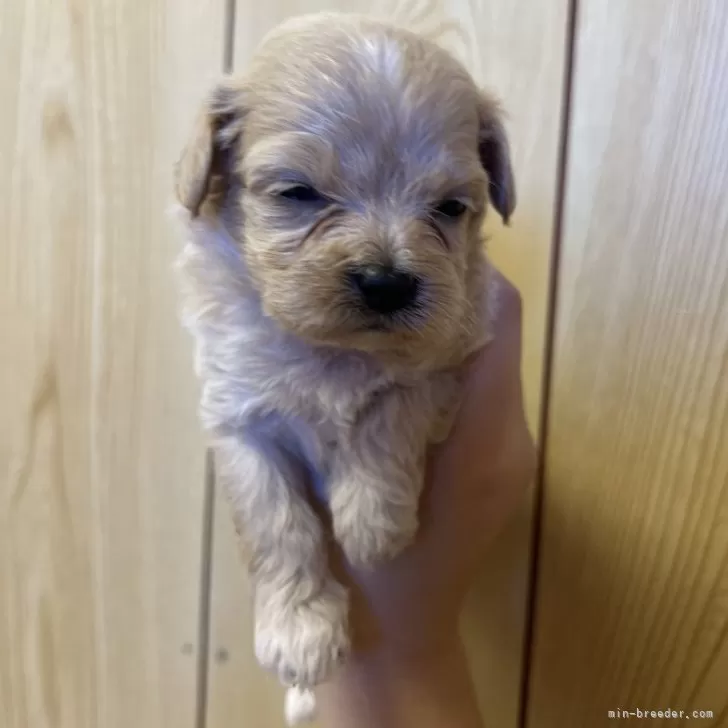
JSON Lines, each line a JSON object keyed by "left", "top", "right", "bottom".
{"left": 489, "top": 268, "right": 523, "bottom": 340}
{"left": 474, "top": 269, "right": 524, "bottom": 384}
{"left": 436, "top": 271, "right": 525, "bottom": 459}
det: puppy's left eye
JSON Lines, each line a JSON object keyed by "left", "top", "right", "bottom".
{"left": 278, "top": 185, "right": 324, "bottom": 203}
{"left": 432, "top": 199, "right": 467, "bottom": 219}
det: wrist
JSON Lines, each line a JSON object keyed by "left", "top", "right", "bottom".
{"left": 317, "top": 634, "right": 484, "bottom": 728}
{"left": 347, "top": 578, "right": 462, "bottom": 659}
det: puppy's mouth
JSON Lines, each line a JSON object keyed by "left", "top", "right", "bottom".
{"left": 363, "top": 320, "right": 389, "bottom": 332}
{"left": 356, "top": 305, "right": 428, "bottom": 334}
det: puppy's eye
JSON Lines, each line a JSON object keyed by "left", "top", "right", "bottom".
{"left": 433, "top": 199, "right": 467, "bottom": 218}
{"left": 278, "top": 185, "right": 324, "bottom": 203}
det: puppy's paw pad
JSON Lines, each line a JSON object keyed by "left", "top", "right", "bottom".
{"left": 255, "top": 582, "right": 349, "bottom": 687}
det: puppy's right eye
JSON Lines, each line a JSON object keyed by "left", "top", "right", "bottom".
{"left": 432, "top": 199, "right": 468, "bottom": 219}
{"left": 278, "top": 185, "right": 324, "bottom": 203}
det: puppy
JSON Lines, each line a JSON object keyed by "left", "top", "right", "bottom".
{"left": 172, "top": 13, "right": 515, "bottom": 724}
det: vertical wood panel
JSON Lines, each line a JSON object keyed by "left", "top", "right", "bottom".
{"left": 530, "top": 2, "right": 728, "bottom": 726}
{"left": 0, "top": 2, "right": 224, "bottom": 727}
{"left": 206, "top": 2, "right": 567, "bottom": 726}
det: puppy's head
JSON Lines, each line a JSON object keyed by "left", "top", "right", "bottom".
{"left": 176, "top": 14, "right": 515, "bottom": 365}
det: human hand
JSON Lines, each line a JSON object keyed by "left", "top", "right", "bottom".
{"left": 315, "top": 271, "right": 536, "bottom": 728}
{"left": 333, "top": 269, "right": 537, "bottom": 657}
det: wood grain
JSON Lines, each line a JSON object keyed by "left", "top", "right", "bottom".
{"left": 206, "top": 2, "right": 568, "bottom": 726}
{"left": 0, "top": 2, "right": 224, "bottom": 727}
{"left": 528, "top": 2, "right": 728, "bottom": 726}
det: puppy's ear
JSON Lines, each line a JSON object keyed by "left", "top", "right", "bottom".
{"left": 477, "top": 96, "right": 516, "bottom": 225}
{"left": 174, "top": 78, "right": 246, "bottom": 217}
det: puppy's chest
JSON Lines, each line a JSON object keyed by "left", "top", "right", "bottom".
{"left": 240, "top": 340, "right": 392, "bottom": 440}
{"left": 247, "top": 349, "right": 395, "bottom": 481}
{"left": 264, "top": 360, "right": 385, "bottom": 429}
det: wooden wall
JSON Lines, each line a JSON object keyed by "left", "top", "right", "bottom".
{"left": 1, "top": 1, "right": 727, "bottom": 728}
{"left": 0, "top": 1, "right": 224, "bottom": 727}
{"left": 527, "top": 2, "right": 728, "bottom": 726}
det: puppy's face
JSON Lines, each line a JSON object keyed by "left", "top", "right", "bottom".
{"left": 176, "top": 15, "right": 515, "bottom": 365}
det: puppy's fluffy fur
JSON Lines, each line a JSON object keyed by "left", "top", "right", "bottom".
{"left": 172, "top": 13, "right": 515, "bottom": 724}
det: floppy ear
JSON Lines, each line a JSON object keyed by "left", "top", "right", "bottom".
{"left": 174, "top": 79, "right": 245, "bottom": 217}
{"left": 477, "top": 96, "right": 516, "bottom": 225}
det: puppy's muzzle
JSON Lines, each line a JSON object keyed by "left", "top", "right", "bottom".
{"left": 349, "top": 264, "right": 420, "bottom": 315}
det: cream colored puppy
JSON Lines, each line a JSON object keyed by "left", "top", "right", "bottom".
{"left": 173, "top": 12, "right": 515, "bottom": 724}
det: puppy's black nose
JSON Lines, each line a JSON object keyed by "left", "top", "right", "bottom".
{"left": 350, "top": 265, "right": 420, "bottom": 314}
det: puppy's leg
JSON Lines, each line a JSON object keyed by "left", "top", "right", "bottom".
{"left": 328, "top": 386, "right": 432, "bottom": 568}
{"left": 214, "top": 432, "right": 349, "bottom": 689}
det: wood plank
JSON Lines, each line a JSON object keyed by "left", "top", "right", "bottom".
{"left": 528, "top": 2, "right": 728, "bottom": 726}
{"left": 0, "top": 2, "right": 224, "bottom": 727}
{"left": 206, "top": 3, "right": 567, "bottom": 726}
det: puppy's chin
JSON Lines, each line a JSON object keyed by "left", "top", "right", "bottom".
{"left": 260, "top": 293, "right": 463, "bottom": 370}
{"left": 341, "top": 330, "right": 453, "bottom": 370}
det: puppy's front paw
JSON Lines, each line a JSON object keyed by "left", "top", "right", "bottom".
{"left": 334, "top": 502, "right": 418, "bottom": 568}
{"left": 254, "top": 580, "right": 349, "bottom": 688}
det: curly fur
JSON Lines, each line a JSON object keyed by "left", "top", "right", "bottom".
{"left": 171, "top": 12, "right": 515, "bottom": 724}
